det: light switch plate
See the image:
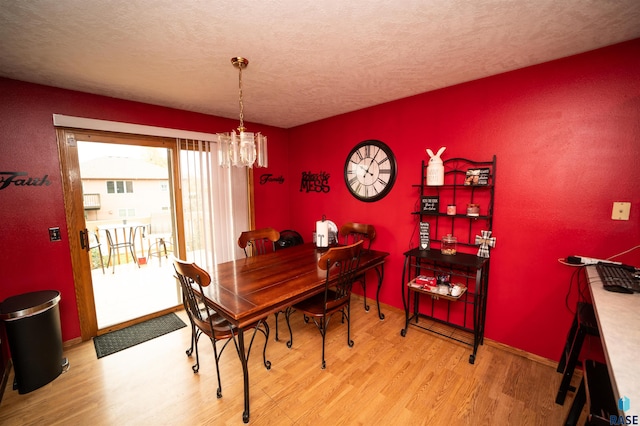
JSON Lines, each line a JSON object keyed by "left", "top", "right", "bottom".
{"left": 612, "top": 202, "right": 631, "bottom": 220}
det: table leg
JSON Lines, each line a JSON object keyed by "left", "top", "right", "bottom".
{"left": 236, "top": 328, "right": 250, "bottom": 423}
{"left": 374, "top": 264, "right": 385, "bottom": 320}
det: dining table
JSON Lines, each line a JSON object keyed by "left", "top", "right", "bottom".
{"left": 199, "top": 242, "right": 389, "bottom": 423}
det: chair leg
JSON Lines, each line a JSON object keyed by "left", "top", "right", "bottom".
{"left": 161, "top": 238, "right": 168, "bottom": 257}
{"left": 97, "top": 246, "right": 105, "bottom": 274}
{"left": 556, "top": 326, "right": 586, "bottom": 405}
{"left": 192, "top": 330, "right": 201, "bottom": 374}
{"left": 210, "top": 337, "right": 223, "bottom": 398}
{"left": 564, "top": 376, "right": 586, "bottom": 425}
{"left": 106, "top": 248, "right": 114, "bottom": 274}
{"left": 558, "top": 312, "right": 580, "bottom": 373}
{"left": 158, "top": 238, "right": 167, "bottom": 266}
{"left": 360, "top": 276, "right": 369, "bottom": 312}
{"left": 347, "top": 303, "right": 354, "bottom": 348}
{"left": 320, "top": 317, "right": 327, "bottom": 370}
{"left": 127, "top": 242, "right": 140, "bottom": 268}
{"left": 274, "top": 311, "right": 280, "bottom": 341}
{"left": 185, "top": 319, "right": 196, "bottom": 357}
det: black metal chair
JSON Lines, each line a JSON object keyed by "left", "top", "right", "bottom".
{"left": 275, "top": 229, "right": 304, "bottom": 250}
{"left": 173, "top": 258, "right": 270, "bottom": 398}
{"left": 564, "top": 359, "right": 617, "bottom": 425}
{"left": 339, "top": 222, "right": 376, "bottom": 312}
{"left": 285, "top": 240, "right": 363, "bottom": 369}
{"left": 556, "top": 301, "right": 600, "bottom": 405}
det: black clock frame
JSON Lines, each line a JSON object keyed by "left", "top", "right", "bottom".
{"left": 344, "top": 139, "right": 397, "bottom": 202}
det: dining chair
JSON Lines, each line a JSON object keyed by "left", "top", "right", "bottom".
{"left": 275, "top": 229, "right": 304, "bottom": 250}
{"left": 285, "top": 240, "right": 363, "bottom": 369}
{"left": 238, "top": 227, "right": 286, "bottom": 340}
{"left": 146, "top": 212, "right": 174, "bottom": 266}
{"left": 238, "top": 227, "right": 280, "bottom": 257}
{"left": 339, "top": 222, "right": 376, "bottom": 312}
{"left": 173, "top": 258, "right": 271, "bottom": 398}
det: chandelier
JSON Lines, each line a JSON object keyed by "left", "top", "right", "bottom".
{"left": 218, "top": 57, "right": 268, "bottom": 168}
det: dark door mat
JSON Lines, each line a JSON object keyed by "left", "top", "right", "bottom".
{"left": 94, "top": 313, "right": 187, "bottom": 358}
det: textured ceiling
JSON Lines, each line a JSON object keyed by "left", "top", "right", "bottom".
{"left": 1, "top": 1, "right": 639, "bottom": 129}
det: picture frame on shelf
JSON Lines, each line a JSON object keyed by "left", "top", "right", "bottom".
{"left": 419, "top": 221, "right": 430, "bottom": 250}
{"left": 420, "top": 195, "right": 439, "bottom": 214}
{"left": 464, "top": 168, "right": 490, "bottom": 186}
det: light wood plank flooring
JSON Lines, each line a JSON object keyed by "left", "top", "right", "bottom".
{"left": 0, "top": 297, "right": 580, "bottom": 425}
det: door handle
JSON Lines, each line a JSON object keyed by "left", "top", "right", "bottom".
{"left": 79, "top": 229, "right": 89, "bottom": 251}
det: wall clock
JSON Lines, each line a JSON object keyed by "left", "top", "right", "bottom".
{"left": 344, "top": 139, "right": 397, "bottom": 202}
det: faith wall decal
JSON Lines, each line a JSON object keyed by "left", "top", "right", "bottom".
{"left": 0, "top": 172, "right": 52, "bottom": 190}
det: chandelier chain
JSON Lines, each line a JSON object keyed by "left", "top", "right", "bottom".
{"left": 238, "top": 64, "right": 244, "bottom": 131}
{"left": 218, "top": 56, "right": 267, "bottom": 168}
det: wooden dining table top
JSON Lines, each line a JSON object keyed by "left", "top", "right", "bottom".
{"left": 200, "top": 243, "right": 389, "bottom": 329}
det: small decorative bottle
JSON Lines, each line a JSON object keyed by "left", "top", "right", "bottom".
{"left": 441, "top": 234, "right": 457, "bottom": 255}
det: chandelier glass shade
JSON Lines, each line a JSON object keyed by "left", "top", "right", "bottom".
{"left": 218, "top": 57, "right": 268, "bottom": 168}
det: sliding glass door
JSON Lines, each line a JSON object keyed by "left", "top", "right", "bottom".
{"left": 78, "top": 140, "right": 181, "bottom": 329}
{"left": 58, "top": 125, "right": 252, "bottom": 339}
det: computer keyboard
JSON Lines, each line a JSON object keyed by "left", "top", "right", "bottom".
{"left": 596, "top": 263, "right": 640, "bottom": 294}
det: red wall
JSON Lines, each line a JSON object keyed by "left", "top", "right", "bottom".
{"left": 280, "top": 39, "right": 640, "bottom": 360}
{"left": 1, "top": 38, "right": 638, "bottom": 362}
{"left": 0, "top": 80, "right": 289, "bottom": 342}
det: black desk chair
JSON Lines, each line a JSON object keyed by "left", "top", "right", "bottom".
{"left": 339, "top": 222, "right": 376, "bottom": 312}
{"left": 173, "top": 258, "right": 270, "bottom": 398}
{"left": 564, "top": 359, "right": 617, "bottom": 425}
{"left": 275, "top": 229, "right": 304, "bottom": 250}
{"left": 556, "top": 302, "right": 600, "bottom": 405}
{"left": 285, "top": 240, "right": 363, "bottom": 369}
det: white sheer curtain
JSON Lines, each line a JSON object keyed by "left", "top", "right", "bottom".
{"left": 177, "top": 138, "right": 248, "bottom": 272}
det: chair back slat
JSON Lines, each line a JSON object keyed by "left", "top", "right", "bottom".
{"left": 173, "top": 259, "right": 215, "bottom": 327}
{"left": 238, "top": 227, "right": 281, "bottom": 257}
{"left": 318, "top": 240, "right": 363, "bottom": 309}
{"left": 339, "top": 222, "right": 375, "bottom": 251}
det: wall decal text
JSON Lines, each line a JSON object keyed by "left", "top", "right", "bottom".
{"left": 0, "top": 172, "right": 52, "bottom": 190}
{"left": 259, "top": 174, "right": 285, "bottom": 185}
{"left": 300, "top": 171, "right": 330, "bottom": 193}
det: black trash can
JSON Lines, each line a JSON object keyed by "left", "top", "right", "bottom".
{"left": 0, "top": 290, "right": 67, "bottom": 394}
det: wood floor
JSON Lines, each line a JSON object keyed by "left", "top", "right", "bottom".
{"left": 0, "top": 297, "right": 581, "bottom": 425}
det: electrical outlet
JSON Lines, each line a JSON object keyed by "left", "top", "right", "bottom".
{"left": 49, "top": 227, "right": 62, "bottom": 241}
{"left": 612, "top": 202, "right": 631, "bottom": 220}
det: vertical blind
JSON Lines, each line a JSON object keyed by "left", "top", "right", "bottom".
{"left": 177, "top": 138, "right": 248, "bottom": 272}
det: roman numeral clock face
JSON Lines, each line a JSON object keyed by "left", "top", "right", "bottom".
{"left": 344, "top": 140, "right": 397, "bottom": 202}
